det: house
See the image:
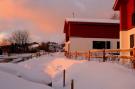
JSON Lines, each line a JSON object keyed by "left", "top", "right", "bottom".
{"left": 28, "top": 42, "right": 40, "bottom": 53}
{"left": 46, "top": 42, "right": 62, "bottom": 52}
{"left": 113, "top": 0, "right": 135, "bottom": 56}
{"left": 64, "top": 18, "right": 120, "bottom": 52}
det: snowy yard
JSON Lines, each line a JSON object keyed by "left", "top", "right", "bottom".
{"left": 0, "top": 52, "right": 135, "bottom": 89}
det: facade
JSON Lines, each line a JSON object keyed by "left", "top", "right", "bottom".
{"left": 64, "top": 18, "right": 120, "bottom": 52}
{"left": 113, "top": 0, "right": 135, "bottom": 56}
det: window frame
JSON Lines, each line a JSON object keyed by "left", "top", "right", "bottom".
{"left": 93, "top": 41, "right": 111, "bottom": 49}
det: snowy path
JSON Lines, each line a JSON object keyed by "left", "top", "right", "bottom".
{"left": 64, "top": 62, "right": 135, "bottom": 89}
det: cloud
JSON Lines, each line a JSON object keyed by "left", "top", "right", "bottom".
{"left": 0, "top": 0, "right": 116, "bottom": 43}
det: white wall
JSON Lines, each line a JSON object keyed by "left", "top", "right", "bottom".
{"left": 70, "top": 37, "right": 119, "bottom": 51}
{"left": 120, "top": 28, "right": 135, "bottom": 56}
{"left": 120, "top": 28, "right": 135, "bottom": 63}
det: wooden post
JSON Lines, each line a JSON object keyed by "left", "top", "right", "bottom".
{"left": 88, "top": 51, "right": 91, "bottom": 61}
{"left": 75, "top": 51, "right": 77, "bottom": 59}
{"left": 67, "top": 52, "right": 69, "bottom": 58}
{"left": 63, "top": 70, "right": 66, "bottom": 87}
{"left": 132, "top": 48, "right": 135, "bottom": 69}
{"left": 71, "top": 79, "right": 74, "bottom": 89}
{"left": 133, "top": 48, "right": 135, "bottom": 57}
{"left": 69, "top": 52, "right": 72, "bottom": 58}
{"left": 103, "top": 49, "right": 106, "bottom": 62}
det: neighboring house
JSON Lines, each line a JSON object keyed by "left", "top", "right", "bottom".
{"left": 64, "top": 18, "right": 120, "bottom": 52}
{"left": 28, "top": 42, "right": 40, "bottom": 53}
{"left": 47, "top": 42, "right": 61, "bottom": 52}
{"left": 113, "top": 0, "right": 135, "bottom": 56}
{"left": 28, "top": 42, "right": 39, "bottom": 49}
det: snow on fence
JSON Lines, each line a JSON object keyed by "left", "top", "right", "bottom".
{"left": 65, "top": 48, "right": 135, "bottom": 69}
{"left": 0, "top": 51, "right": 47, "bottom": 63}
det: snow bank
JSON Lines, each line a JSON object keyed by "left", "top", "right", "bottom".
{"left": 44, "top": 58, "right": 85, "bottom": 78}
{"left": 17, "top": 53, "right": 85, "bottom": 88}
{"left": 0, "top": 63, "right": 52, "bottom": 85}
{"left": 63, "top": 62, "right": 135, "bottom": 89}
{"left": 0, "top": 71, "right": 53, "bottom": 89}
{"left": 18, "top": 52, "right": 84, "bottom": 78}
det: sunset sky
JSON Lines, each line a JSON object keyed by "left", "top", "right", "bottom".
{"left": 0, "top": 0, "right": 117, "bottom": 43}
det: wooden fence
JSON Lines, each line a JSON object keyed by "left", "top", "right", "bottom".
{"left": 65, "top": 48, "right": 135, "bottom": 68}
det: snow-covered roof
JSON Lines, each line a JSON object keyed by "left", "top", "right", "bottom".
{"left": 65, "top": 18, "right": 120, "bottom": 24}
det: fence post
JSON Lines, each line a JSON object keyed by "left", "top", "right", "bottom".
{"left": 88, "top": 50, "right": 91, "bottom": 61}
{"left": 75, "top": 51, "right": 77, "bottom": 59}
{"left": 68, "top": 52, "right": 70, "bottom": 58}
{"left": 103, "top": 49, "right": 106, "bottom": 62}
{"left": 63, "top": 69, "right": 66, "bottom": 87}
{"left": 133, "top": 48, "right": 135, "bottom": 57}
{"left": 132, "top": 48, "right": 135, "bottom": 69}
{"left": 71, "top": 79, "right": 74, "bottom": 89}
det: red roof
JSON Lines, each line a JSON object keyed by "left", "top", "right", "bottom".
{"left": 64, "top": 18, "right": 120, "bottom": 41}
{"left": 113, "top": 0, "right": 127, "bottom": 10}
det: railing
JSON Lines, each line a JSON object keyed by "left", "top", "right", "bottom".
{"left": 65, "top": 48, "right": 135, "bottom": 68}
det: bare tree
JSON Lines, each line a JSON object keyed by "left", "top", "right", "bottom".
{"left": 10, "top": 30, "right": 30, "bottom": 45}
{"left": 9, "top": 30, "right": 30, "bottom": 53}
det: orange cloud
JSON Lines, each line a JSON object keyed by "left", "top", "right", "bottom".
{"left": 0, "top": 0, "right": 59, "bottom": 34}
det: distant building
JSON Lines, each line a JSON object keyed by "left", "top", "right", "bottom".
{"left": 64, "top": 18, "right": 120, "bottom": 52}
{"left": 113, "top": 0, "right": 135, "bottom": 56}
{"left": 28, "top": 42, "right": 40, "bottom": 53}
{"left": 47, "top": 42, "right": 63, "bottom": 52}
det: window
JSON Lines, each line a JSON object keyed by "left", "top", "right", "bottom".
{"left": 130, "top": 34, "right": 134, "bottom": 56}
{"left": 132, "top": 12, "right": 135, "bottom": 26}
{"left": 130, "top": 34, "right": 134, "bottom": 48}
{"left": 93, "top": 41, "right": 110, "bottom": 49}
{"left": 106, "top": 41, "right": 110, "bottom": 49}
{"left": 117, "top": 41, "right": 120, "bottom": 49}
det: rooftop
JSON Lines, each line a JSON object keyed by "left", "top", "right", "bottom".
{"left": 65, "top": 18, "right": 120, "bottom": 24}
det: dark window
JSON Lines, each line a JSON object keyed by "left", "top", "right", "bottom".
{"left": 117, "top": 41, "right": 120, "bottom": 49}
{"left": 130, "top": 34, "right": 134, "bottom": 48}
{"left": 130, "top": 34, "right": 134, "bottom": 56}
{"left": 93, "top": 41, "right": 110, "bottom": 49}
{"left": 106, "top": 41, "right": 110, "bottom": 49}
{"left": 132, "top": 12, "right": 135, "bottom": 26}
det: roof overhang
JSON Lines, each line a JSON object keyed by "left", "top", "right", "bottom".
{"left": 113, "top": 0, "right": 127, "bottom": 11}
{"left": 113, "top": 0, "right": 121, "bottom": 11}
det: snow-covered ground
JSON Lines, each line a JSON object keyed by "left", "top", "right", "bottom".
{"left": 64, "top": 62, "right": 135, "bottom": 89}
{"left": 0, "top": 70, "right": 53, "bottom": 89}
{"left": 0, "top": 52, "right": 135, "bottom": 89}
